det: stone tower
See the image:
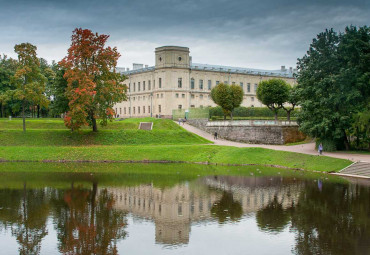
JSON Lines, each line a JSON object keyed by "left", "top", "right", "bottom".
{"left": 155, "top": 46, "right": 190, "bottom": 69}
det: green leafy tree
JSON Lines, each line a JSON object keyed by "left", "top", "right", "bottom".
{"left": 211, "top": 191, "right": 243, "bottom": 223}
{"left": 47, "top": 63, "right": 69, "bottom": 117}
{"left": 296, "top": 26, "right": 370, "bottom": 150}
{"left": 256, "top": 79, "right": 290, "bottom": 121}
{"left": 12, "top": 43, "right": 48, "bottom": 131}
{"left": 0, "top": 55, "right": 18, "bottom": 117}
{"left": 210, "top": 83, "right": 243, "bottom": 119}
{"left": 282, "top": 86, "right": 300, "bottom": 122}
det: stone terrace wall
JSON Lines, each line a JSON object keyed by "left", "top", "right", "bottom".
{"left": 188, "top": 119, "right": 306, "bottom": 145}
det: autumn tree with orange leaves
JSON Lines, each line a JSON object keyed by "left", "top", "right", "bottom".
{"left": 60, "top": 28, "right": 126, "bottom": 131}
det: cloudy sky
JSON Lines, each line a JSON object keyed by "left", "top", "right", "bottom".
{"left": 1, "top": 0, "right": 369, "bottom": 70}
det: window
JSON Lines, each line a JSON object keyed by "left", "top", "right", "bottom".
{"left": 208, "top": 80, "right": 212, "bottom": 90}
{"left": 124, "top": 107, "right": 126, "bottom": 114}
{"left": 191, "top": 78, "right": 194, "bottom": 89}
{"left": 143, "top": 96, "right": 145, "bottom": 100}
{"left": 251, "top": 96, "right": 254, "bottom": 102}
{"left": 199, "top": 79, "right": 203, "bottom": 90}
{"left": 182, "top": 94, "right": 185, "bottom": 98}
{"left": 178, "top": 105, "right": 182, "bottom": 109}
{"left": 158, "top": 105, "right": 161, "bottom": 113}
{"left": 153, "top": 80, "right": 155, "bottom": 89}
{"left": 191, "top": 105, "right": 195, "bottom": 108}
{"left": 254, "top": 83, "right": 258, "bottom": 91}
{"left": 178, "top": 78, "right": 182, "bottom": 88}
{"left": 129, "top": 83, "right": 131, "bottom": 92}
{"left": 148, "top": 106, "right": 150, "bottom": 113}
{"left": 148, "top": 80, "right": 151, "bottom": 90}
{"left": 133, "top": 82, "right": 136, "bottom": 92}
{"left": 143, "top": 106, "right": 145, "bottom": 113}
{"left": 178, "top": 204, "right": 182, "bottom": 216}
{"left": 120, "top": 108, "right": 122, "bottom": 114}
{"left": 240, "top": 82, "right": 243, "bottom": 89}
{"left": 216, "top": 81, "right": 219, "bottom": 85}
{"left": 191, "top": 94, "right": 194, "bottom": 99}
{"left": 247, "top": 83, "right": 251, "bottom": 92}
{"left": 176, "top": 93, "right": 179, "bottom": 98}
{"left": 161, "top": 93, "right": 163, "bottom": 98}
{"left": 200, "top": 95, "right": 203, "bottom": 99}
{"left": 115, "top": 108, "right": 117, "bottom": 115}
{"left": 133, "top": 107, "right": 135, "bottom": 114}
{"left": 133, "top": 97, "right": 135, "bottom": 101}
{"left": 143, "top": 81, "right": 145, "bottom": 91}
{"left": 138, "top": 107, "right": 140, "bottom": 114}
{"left": 159, "top": 78, "right": 162, "bottom": 88}
{"left": 157, "top": 94, "right": 159, "bottom": 98}
{"left": 129, "top": 107, "right": 131, "bottom": 114}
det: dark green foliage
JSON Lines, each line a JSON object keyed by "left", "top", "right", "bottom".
{"left": 209, "top": 106, "right": 300, "bottom": 119}
{"left": 256, "top": 79, "right": 290, "bottom": 120}
{"left": 297, "top": 26, "right": 370, "bottom": 150}
{"left": 210, "top": 83, "right": 243, "bottom": 119}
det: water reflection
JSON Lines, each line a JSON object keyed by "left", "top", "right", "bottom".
{"left": 0, "top": 164, "right": 369, "bottom": 255}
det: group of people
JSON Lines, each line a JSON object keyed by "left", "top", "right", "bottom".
{"left": 178, "top": 117, "right": 187, "bottom": 125}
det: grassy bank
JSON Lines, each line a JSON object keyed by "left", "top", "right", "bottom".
{"left": 0, "top": 145, "right": 351, "bottom": 172}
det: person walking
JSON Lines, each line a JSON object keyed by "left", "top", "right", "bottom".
{"left": 214, "top": 131, "right": 218, "bottom": 140}
{"left": 318, "top": 143, "right": 323, "bottom": 155}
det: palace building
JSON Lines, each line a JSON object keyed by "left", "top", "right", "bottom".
{"left": 114, "top": 46, "right": 296, "bottom": 118}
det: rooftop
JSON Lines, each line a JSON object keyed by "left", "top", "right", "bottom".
{"left": 117, "top": 63, "right": 296, "bottom": 78}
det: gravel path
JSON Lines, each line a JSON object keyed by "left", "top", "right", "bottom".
{"left": 180, "top": 122, "right": 370, "bottom": 162}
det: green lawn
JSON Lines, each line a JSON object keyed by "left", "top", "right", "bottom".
{"left": 0, "top": 118, "right": 352, "bottom": 172}
{"left": 0, "top": 145, "right": 351, "bottom": 172}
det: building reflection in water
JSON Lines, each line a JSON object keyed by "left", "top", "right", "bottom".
{"left": 102, "top": 176, "right": 302, "bottom": 246}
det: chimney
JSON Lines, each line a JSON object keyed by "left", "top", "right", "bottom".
{"left": 133, "top": 63, "right": 144, "bottom": 70}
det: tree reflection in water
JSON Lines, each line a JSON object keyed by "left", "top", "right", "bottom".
{"left": 51, "top": 182, "right": 128, "bottom": 255}
{"left": 211, "top": 191, "right": 243, "bottom": 224}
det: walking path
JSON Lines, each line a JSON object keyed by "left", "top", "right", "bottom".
{"left": 180, "top": 122, "right": 370, "bottom": 163}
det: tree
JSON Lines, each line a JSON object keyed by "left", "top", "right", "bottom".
{"left": 282, "top": 86, "right": 300, "bottom": 122}
{"left": 0, "top": 55, "right": 18, "bottom": 117}
{"left": 47, "top": 63, "right": 69, "bottom": 117}
{"left": 59, "top": 28, "right": 127, "bottom": 132}
{"left": 210, "top": 83, "right": 243, "bottom": 119}
{"left": 296, "top": 26, "right": 370, "bottom": 150}
{"left": 256, "top": 79, "right": 290, "bottom": 121}
{"left": 12, "top": 43, "right": 48, "bottom": 132}
{"left": 211, "top": 191, "right": 243, "bottom": 224}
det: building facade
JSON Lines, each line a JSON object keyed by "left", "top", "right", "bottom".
{"left": 114, "top": 46, "right": 296, "bottom": 118}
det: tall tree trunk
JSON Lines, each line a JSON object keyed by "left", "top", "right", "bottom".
{"left": 343, "top": 129, "right": 350, "bottom": 151}
{"left": 230, "top": 111, "right": 233, "bottom": 120}
{"left": 92, "top": 116, "right": 97, "bottom": 132}
{"left": 37, "top": 105, "right": 40, "bottom": 118}
{"left": 274, "top": 111, "right": 278, "bottom": 122}
{"left": 22, "top": 99, "right": 26, "bottom": 132}
{"left": 0, "top": 103, "right": 3, "bottom": 118}
{"left": 287, "top": 111, "right": 291, "bottom": 122}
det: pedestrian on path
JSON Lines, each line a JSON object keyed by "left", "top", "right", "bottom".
{"left": 318, "top": 143, "right": 323, "bottom": 155}
{"left": 214, "top": 132, "right": 218, "bottom": 140}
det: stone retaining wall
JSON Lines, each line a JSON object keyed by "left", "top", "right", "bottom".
{"left": 188, "top": 119, "right": 306, "bottom": 145}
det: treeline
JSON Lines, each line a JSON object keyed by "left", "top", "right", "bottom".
{"left": 0, "top": 55, "right": 68, "bottom": 118}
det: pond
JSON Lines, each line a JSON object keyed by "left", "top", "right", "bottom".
{"left": 0, "top": 162, "right": 369, "bottom": 255}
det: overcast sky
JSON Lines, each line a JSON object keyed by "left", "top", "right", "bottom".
{"left": 1, "top": 0, "right": 369, "bottom": 70}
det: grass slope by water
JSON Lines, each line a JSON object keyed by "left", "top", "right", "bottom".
{"left": 0, "top": 118, "right": 352, "bottom": 172}
{"left": 0, "top": 145, "right": 351, "bottom": 172}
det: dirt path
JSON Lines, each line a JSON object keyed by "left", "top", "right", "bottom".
{"left": 180, "top": 122, "right": 370, "bottom": 162}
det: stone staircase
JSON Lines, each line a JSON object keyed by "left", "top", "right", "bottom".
{"left": 339, "top": 162, "right": 370, "bottom": 178}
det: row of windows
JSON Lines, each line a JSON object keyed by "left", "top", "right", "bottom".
{"left": 129, "top": 78, "right": 258, "bottom": 92}
{"left": 130, "top": 78, "right": 162, "bottom": 92}
{"left": 115, "top": 105, "right": 162, "bottom": 115}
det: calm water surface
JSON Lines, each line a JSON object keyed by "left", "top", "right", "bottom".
{"left": 0, "top": 163, "right": 369, "bottom": 255}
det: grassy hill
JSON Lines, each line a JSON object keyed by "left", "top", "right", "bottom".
{"left": 0, "top": 118, "right": 209, "bottom": 146}
{"left": 0, "top": 117, "right": 352, "bottom": 172}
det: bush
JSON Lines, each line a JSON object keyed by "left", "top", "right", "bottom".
{"left": 209, "top": 106, "right": 300, "bottom": 119}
